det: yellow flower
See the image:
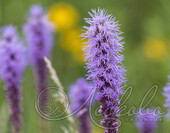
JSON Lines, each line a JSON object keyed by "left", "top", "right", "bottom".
{"left": 48, "top": 3, "right": 79, "bottom": 30}
{"left": 60, "top": 29, "right": 86, "bottom": 63}
{"left": 144, "top": 38, "right": 168, "bottom": 60}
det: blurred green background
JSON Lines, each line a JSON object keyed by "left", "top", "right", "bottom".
{"left": 1, "top": 0, "right": 170, "bottom": 133}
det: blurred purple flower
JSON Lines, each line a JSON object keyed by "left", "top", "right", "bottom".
{"left": 0, "top": 25, "right": 25, "bottom": 133}
{"left": 24, "top": 5, "right": 52, "bottom": 110}
{"left": 82, "top": 9, "right": 125, "bottom": 133}
{"left": 136, "top": 110, "right": 159, "bottom": 133}
{"left": 24, "top": 5, "right": 52, "bottom": 65}
{"left": 163, "top": 75, "right": 170, "bottom": 118}
{"left": 69, "top": 78, "right": 92, "bottom": 133}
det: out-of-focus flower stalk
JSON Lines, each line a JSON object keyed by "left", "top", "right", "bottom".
{"left": 136, "top": 110, "right": 159, "bottom": 133}
{"left": 164, "top": 76, "right": 170, "bottom": 118}
{"left": 0, "top": 26, "right": 25, "bottom": 133}
{"left": 24, "top": 5, "right": 52, "bottom": 133}
{"left": 24, "top": 5, "right": 52, "bottom": 111}
{"left": 69, "top": 78, "right": 92, "bottom": 133}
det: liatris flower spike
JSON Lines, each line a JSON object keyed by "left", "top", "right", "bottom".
{"left": 24, "top": 5, "right": 53, "bottom": 110}
{"left": 82, "top": 9, "right": 125, "bottom": 133}
{"left": 24, "top": 5, "right": 52, "bottom": 65}
{"left": 0, "top": 25, "right": 25, "bottom": 133}
{"left": 69, "top": 78, "right": 92, "bottom": 133}
{"left": 136, "top": 110, "right": 159, "bottom": 133}
{"left": 163, "top": 75, "right": 170, "bottom": 118}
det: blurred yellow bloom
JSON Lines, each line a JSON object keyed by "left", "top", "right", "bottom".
{"left": 144, "top": 38, "right": 168, "bottom": 60}
{"left": 61, "top": 29, "right": 86, "bottom": 63}
{"left": 48, "top": 3, "right": 79, "bottom": 30}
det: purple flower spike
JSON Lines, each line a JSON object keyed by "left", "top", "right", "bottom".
{"left": 136, "top": 110, "right": 159, "bottom": 133}
{"left": 164, "top": 76, "right": 170, "bottom": 118}
{"left": 82, "top": 9, "right": 125, "bottom": 133}
{"left": 0, "top": 25, "right": 25, "bottom": 133}
{"left": 69, "top": 78, "right": 92, "bottom": 133}
{"left": 24, "top": 5, "right": 52, "bottom": 110}
{"left": 24, "top": 5, "right": 52, "bottom": 65}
